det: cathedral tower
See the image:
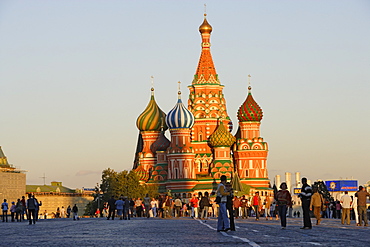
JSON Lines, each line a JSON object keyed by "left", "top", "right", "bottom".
{"left": 234, "top": 79, "right": 269, "bottom": 188}
{"left": 188, "top": 14, "right": 232, "bottom": 175}
{"left": 209, "top": 119, "right": 236, "bottom": 179}
{"left": 135, "top": 87, "right": 167, "bottom": 183}
{"left": 165, "top": 85, "right": 196, "bottom": 191}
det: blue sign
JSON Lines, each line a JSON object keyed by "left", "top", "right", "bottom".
{"left": 325, "top": 180, "right": 358, "bottom": 192}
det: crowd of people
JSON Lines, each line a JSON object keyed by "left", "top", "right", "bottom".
{"left": 99, "top": 190, "right": 277, "bottom": 222}
{"left": 215, "top": 176, "right": 370, "bottom": 231}
{"left": 1, "top": 194, "right": 42, "bottom": 224}
{"left": 2, "top": 182, "right": 369, "bottom": 229}
{"left": 1, "top": 195, "right": 79, "bottom": 223}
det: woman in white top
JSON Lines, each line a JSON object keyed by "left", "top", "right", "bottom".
{"left": 150, "top": 198, "right": 157, "bottom": 217}
{"left": 351, "top": 196, "right": 359, "bottom": 226}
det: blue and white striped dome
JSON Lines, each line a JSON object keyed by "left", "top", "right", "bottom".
{"left": 166, "top": 92, "right": 195, "bottom": 129}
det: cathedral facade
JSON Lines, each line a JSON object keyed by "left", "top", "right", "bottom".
{"left": 133, "top": 15, "right": 271, "bottom": 197}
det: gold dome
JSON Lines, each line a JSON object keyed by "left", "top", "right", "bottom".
{"left": 199, "top": 14, "right": 212, "bottom": 33}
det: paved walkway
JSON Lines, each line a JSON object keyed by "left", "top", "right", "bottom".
{"left": 1, "top": 217, "right": 368, "bottom": 246}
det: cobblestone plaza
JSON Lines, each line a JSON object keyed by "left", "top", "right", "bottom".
{"left": 1, "top": 217, "right": 368, "bottom": 246}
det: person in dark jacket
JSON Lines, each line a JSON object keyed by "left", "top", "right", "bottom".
{"left": 26, "top": 194, "right": 37, "bottom": 225}
{"left": 225, "top": 182, "right": 235, "bottom": 231}
{"left": 299, "top": 177, "right": 312, "bottom": 229}
{"left": 72, "top": 204, "right": 79, "bottom": 220}
{"left": 107, "top": 196, "right": 116, "bottom": 220}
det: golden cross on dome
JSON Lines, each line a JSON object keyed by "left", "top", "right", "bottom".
{"left": 248, "top": 74, "right": 252, "bottom": 91}
{"left": 151, "top": 76, "right": 154, "bottom": 88}
{"left": 204, "top": 3, "right": 207, "bottom": 16}
{"left": 178, "top": 81, "right": 182, "bottom": 98}
{"left": 150, "top": 76, "right": 154, "bottom": 95}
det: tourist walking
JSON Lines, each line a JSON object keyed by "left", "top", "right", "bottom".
{"left": 150, "top": 198, "right": 157, "bottom": 217}
{"left": 107, "top": 196, "right": 116, "bottom": 220}
{"left": 10, "top": 201, "right": 16, "bottom": 222}
{"left": 276, "top": 182, "right": 292, "bottom": 229}
{"left": 335, "top": 201, "right": 341, "bottom": 219}
{"left": 216, "top": 175, "right": 231, "bottom": 232}
{"left": 15, "top": 199, "right": 23, "bottom": 222}
{"left": 72, "top": 204, "right": 79, "bottom": 220}
{"left": 174, "top": 197, "right": 182, "bottom": 218}
{"left": 143, "top": 194, "right": 151, "bottom": 218}
{"left": 60, "top": 206, "right": 66, "bottom": 218}
{"left": 225, "top": 183, "right": 235, "bottom": 231}
{"left": 21, "top": 196, "right": 27, "bottom": 220}
{"left": 34, "top": 196, "right": 41, "bottom": 221}
{"left": 129, "top": 198, "right": 135, "bottom": 218}
{"left": 264, "top": 197, "right": 271, "bottom": 220}
{"left": 163, "top": 195, "right": 171, "bottom": 218}
{"left": 233, "top": 196, "right": 240, "bottom": 219}
{"left": 200, "top": 192, "right": 210, "bottom": 220}
{"left": 56, "top": 207, "right": 60, "bottom": 218}
{"left": 2, "top": 199, "right": 9, "bottom": 222}
{"left": 190, "top": 194, "right": 199, "bottom": 219}
{"left": 299, "top": 177, "right": 312, "bottom": 229}
{"left": 123, "top": 197, "right": 130, "bottom": 220}
{"left": 135, "top": 198, "right": 143, "bottom": 217}
{"left": 26, "top": 194, "right": 37, "bottom": 224}
{"left": 240, "top": 196, "right": 248, "bottom": 219}
{"left": 66, "top": 205, "right": 71, "bottom": 218}
{"left": 340, "top": 191, "right": 352, "bottom": 225}
{"left": 351, "top": 196, "right": 359, "bottom": 226}
{"left": 115, "top": 197, "right": 125, "bottom": 220}
{"left": 270, "top": 201, "right": 277, "bottom": 220}
{"left": 252, "top": 192, "right": 262, "bottom": 221}
{"left": 355, "top": 186, "right": 370, "bottom": 226}
{"left": 310, "top": 188, "right": 324, "bottom": 225}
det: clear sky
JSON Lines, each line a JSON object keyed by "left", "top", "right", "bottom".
{"left": 1, "top": 1, "right": 369, "bottom": 189}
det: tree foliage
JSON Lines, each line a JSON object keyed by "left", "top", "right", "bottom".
{"left": 84, "top": 168, "right": 160, "bottom": 215}
{"left": 99, "top": 168, "right": 160, "bottom": 201}
{"left": 312, "top": 180, "right": 333, "bottom": 202}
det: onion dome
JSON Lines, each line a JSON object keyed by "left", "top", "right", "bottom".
{"left": 136, "top": 88, "right": 168, "bottom": 131}
{"left": 166, "top": 89, "right": 195, "bottom": 129}
{"left": 151, "top": 131, "right": 170, "bottom": 153}
{"left": 199, "top": 14, "right": 212, "bottom": 33}
{"left": 237, "top": 86, "right": 263, "bottom": 122}
{"left": 135, "top": 165, "right": 149, "bottom": 182}
{"left": 209, "top": 120, "right": 236, "bottom": 147}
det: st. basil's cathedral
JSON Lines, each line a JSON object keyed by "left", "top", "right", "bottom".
{"left": 133, "top": 14, "right": 271, "bottom": 197}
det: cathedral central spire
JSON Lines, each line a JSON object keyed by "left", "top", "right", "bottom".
{"left": 193, "top": 14, "right": 218, "bottom": 85}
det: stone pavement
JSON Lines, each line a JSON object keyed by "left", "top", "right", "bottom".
{"left": 1, "top": 216, "right": 368, "bottom": 246}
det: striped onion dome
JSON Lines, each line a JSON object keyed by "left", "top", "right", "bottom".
{"left": 209, "top": 120, "right": 236, "bottom": 147}
{"left": 165, "top": 91, "right": 195, "bottom": 129}
{"left": 134, "top": 165, "right": 149, "bottom": 182}
{"left": 136, "top": 88, "right": 168, "bottom": 131}
{"left": 151, "top": 131, "right": 170, "bottom": 153}
{"left": 237, "top": 86, "right": 263, "bottom": 122}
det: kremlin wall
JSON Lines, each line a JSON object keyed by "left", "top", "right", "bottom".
{"left": 132, "top": 14, "right": 272, "bottom": 198}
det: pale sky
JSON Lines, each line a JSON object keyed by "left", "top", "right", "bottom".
{"left": 1, "top": 1, "right": 369, "bottom": 189}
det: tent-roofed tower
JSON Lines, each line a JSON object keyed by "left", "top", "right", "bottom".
{"left": 188, "top": 14, "right": 232, "bottom": 176}
{"left": 0, "top": 146, "right": 10, "bottom": 168}
{"left": 0, "top": 146, "right": 26, "bottom": 206}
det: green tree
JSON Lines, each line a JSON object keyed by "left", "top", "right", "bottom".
{"left": 85, "top": 168, "right": 160, "bottom": 216}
